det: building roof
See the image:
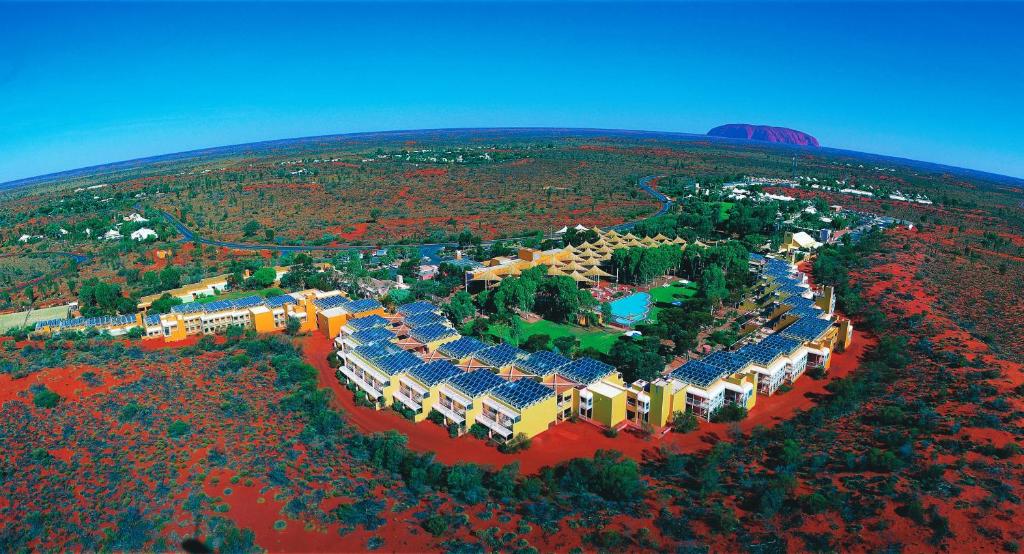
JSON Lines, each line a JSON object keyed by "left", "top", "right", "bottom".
{"left": 347, "top": 314, "right": 390, "bottom": 331}
{"left": 347, "top": 298, "right": 383, "bottom": 313}
{"left": 371, "top": 349, "right": 424, "bottom": 376}
{"left": 437, "top": 336, "right": 488, "bottom": 359}
{"left": 558, "top": 356, "right": 615, "bottom": 385}
{"left": 514, "top": 350, "right": 572, "bottom": 377}
{"left": 350, "top": 326, "right": 397, "bottom": 345}
{"left": 449, "top": 368, "right": 507, "bottom": 397}
{"left": 780, "top": 316, "right": 834, "bottom": 342}
{"left": 671, "top": 360, "right": 730, "bottom": 389}
{"left": 474, "top": 343, "right": 527, "bottom": 369}
{"left": 408, "top": 323, "right": 459, "bottom": 344}
{"left": 492, "top": 378, "right": 554, "bottom": 410}
{"left": 265, "top": 294, "right": 301, "bottom": 308}
{"left": 314, "top": 295, "right": 349, "bottom": 311}
{"left": 408, "top": 359, "right": 463, "bottom": 387}
{"left": 35, "top": 313, "right": 138, "bottom": 331}
{"left": 404, "top": 310, "right": 448, "bottom": 328}
{"left": 702, "top": 350, "right": 749, "bottom": 373}
{"left": 734, "top": 334, "right": 802, "bottom": 367}
{"left": 397, "top": 301, "right": 440, "bottom": 316}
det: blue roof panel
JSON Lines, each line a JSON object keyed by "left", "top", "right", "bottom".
{"left": 492, "top": 378, "right": 554, "bottom": 409}
{"left": 558, "top": 357, "right": 615, "bottom": 385}
{"left": 449, "top": 368, "right": 506, "bottom": 398}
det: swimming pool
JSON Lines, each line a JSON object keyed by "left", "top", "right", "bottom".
{"left": 608, "top": 292, "right": 651, "bottom": 326}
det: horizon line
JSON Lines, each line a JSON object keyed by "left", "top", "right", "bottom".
{"left": 3, "top": 125, "right": 1022, "bottom": 190}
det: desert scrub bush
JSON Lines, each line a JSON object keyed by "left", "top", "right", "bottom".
{"left": 31, "top": 385, "right": 61, "bottom": 409}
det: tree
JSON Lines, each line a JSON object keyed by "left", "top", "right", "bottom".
{"left": 32, "top": 386, "right": 61, "bottom": 409}
{"left": 553, "top": 336, "right": 579, "bottom": 357}
{"left": 534, "top": 276, "right": 594, "bottom": 323}
{"left": 522, "top": 333, "right": 551, "bottom": 352}
{"left": 699, "top": 264, "right": 727, "bottom": 306}
{"left": 242, "top": 220, "right": 261, "bottom": 237}
{"left": 672, "top": 411, "right": 699, "bottom": 433}
{"left": 443, "top": 291, "right": 475, "bottom": 324}
{"left": 149, "top": 293, "right": 182, "bottom": 314}
{"left": 247, "top": 267, "right": 277, "bottom": 288}
{"left": 607, "top": 338, "right": 664, "bottom": 383}
{"left": 285, "top": 316, "right": 302, "bottom": 336}
{"left": 159, "top": 266, "right": 182, "bottom": 290}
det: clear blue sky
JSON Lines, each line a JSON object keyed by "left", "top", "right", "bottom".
{"left": 1, "top": 1, "right": 1022, "bottom": 183}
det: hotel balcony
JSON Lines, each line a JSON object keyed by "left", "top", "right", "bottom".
{"left": 432, "top": 402, "right": 465, "bottom": 425}
{"left": 338, "top": 366, "right": 383, "bottom": 400}
{"left": 476, "top": 413, "right": 513, "bottom": 439}
{"left": 392, "top": 389, "right": 422, "bottom": 413}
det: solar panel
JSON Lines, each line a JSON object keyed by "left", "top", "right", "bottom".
{"left": 492, "top": 378, "right": 554, "bottom": 409}
{"left": 354, "top": 341, "right": 404, "bottom": 363}
{"left": 438, "top": 337, "right": 488, "bottom": 360}
{"left": 351, "top": 327, "right": 396, "bottom": 345}
{"left": 703, "top": 350, "right": 748, "bottom": 373}
{"left": 347, "top": 298, "right": 383, "bottom": 313}
{"left": 781, "top": 295, "right": 815, "bottom": 309}
{"left": 449, "top": 368, "right": 506, "bottom": 397}
{"left": 780, "top": 317, "right": 833, "bottom": 342}
{"left": 514, "top": 350, "right": 571, "bottom": 376}
{"left": 409, "top": 359, "right": 462, "bottom": 387}
{"left": 172, "top": 301, "right": 206, "bottom": 314}
{"left": 347, "top": 314, "right": 390, "bottom": 331}
{"left": 265, "top": 294, "right": 299, "bottom": 308}
{"left": 558, "top": 357, "right": 614, "bottom": 385}
{"left": 397, "top": 301, "right": 439, "bottom": 316}
{"left": 408, "top": 323, "right": 457, "bottom": 344}
{"left": 404, "top": 311, "right": 448, "bottom": 328}
{"left": 789, "top": 305, "right": 823, "bottom": 318}
{"left": 759, "top": 333, "right": 802, "bottom": 356}
{"left": 374, "top": 350, "right": 424, "bottom": 376}
{"left": 671, "top": 360, "right": 730, "bottom": 388}
{"left": 231, "top": 295, "right": 265, "bottom": 309}
{"left": 314, "top": 295, "right": 348, "bottom": 310}
{"left": 144, "top": 314, "right": 160, "bottom": 325}
{"left": 474, "top": 343, "right": 527, "bottom": 369}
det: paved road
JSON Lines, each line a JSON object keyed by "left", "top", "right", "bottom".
{"left": 152, "top": 174, "right": 671, "bottom": 259}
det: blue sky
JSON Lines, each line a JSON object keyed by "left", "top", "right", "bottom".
{"left": 1, "top": 1, "right": 1022, "bottom": 183}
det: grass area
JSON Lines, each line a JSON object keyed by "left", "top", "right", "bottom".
{"left": 642, "top": 281, "right": 699, "bottom": 324}
{"left": 194, "top": 287, "right": 286, "bottom": 304}
{"left": 718, "top": 201, "right": 734, "bottom": 221}
{"left": 485, "top": 317, "right": 622, "bottom": 354}
{"left": 0, "top": 304, "right": 72, "bottom": 333}
{"left": 648, "top": 281, "right": 698, "bottom": 304}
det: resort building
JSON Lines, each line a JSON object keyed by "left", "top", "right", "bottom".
{"left": 315, "top": 295, "right": 386, "bottom": 338}
{"left": 394, "top": 359, "right": 463, "bottom": 423}
{"left": 477, "top": 378, "right": 557, "bottom": 441}
{"left": 36, "top": 291, "right": 322, "bottom": 342}
{"left": 465, "top": 227, "right": 685, "bottom": 290}
{"left": 435, "top": 368, "right": 507, "bottom": 434}
{"left": 338, "top": 341, "right": 423, "bottom": 406}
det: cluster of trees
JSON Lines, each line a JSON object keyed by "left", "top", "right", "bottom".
{"left": 78, "top": 278, "right": 137, "bottom": 316}
{"left": 608, "top": 245, "right": 683, "bottom": 284}
{"left": 478, "top": 266, "right": 596, "bottom": 323}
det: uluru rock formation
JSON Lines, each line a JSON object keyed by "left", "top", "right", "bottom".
{"left": 708, "top": 124, "right": 820, "bottom": 147}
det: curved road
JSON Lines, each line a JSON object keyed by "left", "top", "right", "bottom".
{"left": 153, "top": 175, "right": 672, "bottom": 260}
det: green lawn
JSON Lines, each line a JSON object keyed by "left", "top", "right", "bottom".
{"left": 194, "top": 287, "right": 286, "bottom": 304}
{"left": 718, "top": 201, "right": 734, "bottom": 221}
{"left": 486, "top": 317, "right": 622, "bottom": 354}
{"left": 643, "top": 281, "right": 698, "bottom": 324}
{"left": 648, "top": 281, "right": 698, "bottom": 304}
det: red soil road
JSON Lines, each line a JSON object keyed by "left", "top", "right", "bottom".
{"left": 302, "top": 326, "right": 875, "bottom": 474}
